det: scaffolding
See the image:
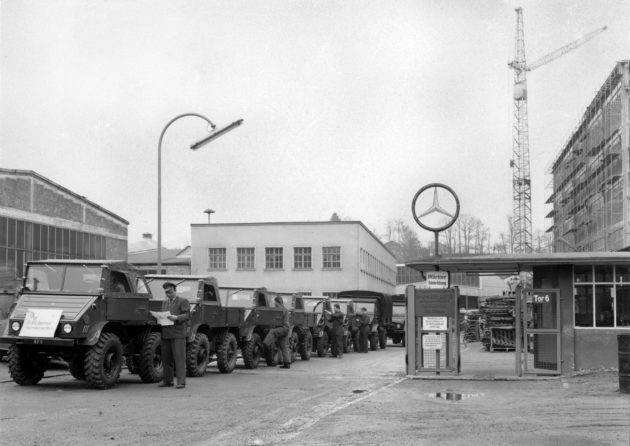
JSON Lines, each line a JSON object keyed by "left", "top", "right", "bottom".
{"left": 546, "top": 61, "right": 629, "bottom": 251}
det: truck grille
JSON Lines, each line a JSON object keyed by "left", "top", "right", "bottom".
{"left": 12, "top": 294, "right": 96, "bottom": 321}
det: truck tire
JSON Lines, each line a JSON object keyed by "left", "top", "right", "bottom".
{"left": 216, "top": 331, "right": 237, "bottom": 373}
{"left": 138, "top": 332, "right": 163, "bottom": 383}
{"left": 265, "top": 341, "right": 280, "bottom": 366}
{"left": 316, "top": 332, "right": 329, "bottom": 357}
{"left": 84, "top": 332, "right": 124, "bottom": 389}
{"left": 7, "top": 345, "right": 47, "bottom": 386}
{"left": 379, "top": 328, "right": 387, "bottom": 349}
{"left": 299, "top": 331, "right": 312, "bottom": 361}
{"left": 369, "top": 333, "right": 378, "bottom": 351}
{"left": 243, "top": 333, "right": 262, "bottom": 369}
{"left": 289, "top": 332, "right": 299, "bottom": 363}
{"left": 186, "top": 333, "right": 210, "bottom": 377}
{"left": 68, "top": 350, "right": 86, "bottom": 380}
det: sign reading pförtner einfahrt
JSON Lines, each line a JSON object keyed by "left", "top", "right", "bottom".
{"left": 426, "top": 271, "right": 449, "bottom": 289}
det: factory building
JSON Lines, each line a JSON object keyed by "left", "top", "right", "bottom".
{"left": 546, "top": 61, "right": 630, "bottom": 251}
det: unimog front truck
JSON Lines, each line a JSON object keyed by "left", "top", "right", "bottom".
{"left": 0, "top": 260, "right": 162, "bottom": 389}
{"left": 338, "top": 290, "right": 392, "bottom": 350}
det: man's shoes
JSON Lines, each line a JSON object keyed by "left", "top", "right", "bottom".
{"left": 175, "top": 384, "right": 185, "bottom": 389}
{"left": 158, "top": 383, "right": 174, "bottom": 387}
{"left": 279, "top": 363, "right": 291, "bottom": 369}
{"left": 338, "top": 355, "right": 343, "bottom": 359}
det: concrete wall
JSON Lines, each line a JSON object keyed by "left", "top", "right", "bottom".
{"left": 190, "top": 222, "right": 396, "bottom": 295}
{"left": 574, "top": 329, "right": 630, "bottom": 370}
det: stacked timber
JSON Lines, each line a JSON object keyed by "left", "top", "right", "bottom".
{"left": 479, "top": 296, "right": 515, "bottom": 351}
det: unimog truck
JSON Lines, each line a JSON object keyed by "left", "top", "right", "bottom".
{"left": 0, "top": 260, "right": 162, "bottom": 389}
{"left": 301, "top": 296, "right": 333, "bottom": 357}
{"left": 222, "top": 287, "right": 298, "bottom": 368}
{"left": 338, "top": 290, "right": 392, "bottom": 351}
{"left": 387, "top": 294, "right": 406, "bottom": 346}
{"left": 145, "top": 275, "right": 244, "bottom": 377}
{"left": 279, "top": 293, "right": 318, "bottom": 361}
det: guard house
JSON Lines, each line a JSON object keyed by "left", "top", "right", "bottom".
{"left": 406, "top": 252, "right": 630, "bottom": 374}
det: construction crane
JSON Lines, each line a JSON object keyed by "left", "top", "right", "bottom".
{"left": 508, "top": 7, "right": 606, "bottom": 253}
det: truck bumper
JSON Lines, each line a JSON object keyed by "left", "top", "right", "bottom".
{"left": 0, "top": 336, "right": 76, "bottom": 347}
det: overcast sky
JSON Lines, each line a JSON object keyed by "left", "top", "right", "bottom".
{"left": 1, "top": 0, "right": 628, "bottom": 248}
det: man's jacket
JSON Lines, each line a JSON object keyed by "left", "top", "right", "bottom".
{"left": 161, "top": 295, "right": 190, "bottom": 339}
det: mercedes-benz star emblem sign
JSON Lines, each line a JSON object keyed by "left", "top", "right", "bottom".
{"left": 411, "top": 183, "right": 460, "bottom": 232}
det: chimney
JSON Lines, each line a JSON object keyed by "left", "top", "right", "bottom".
{"left": 142, "top": 233, "right": 153, "bottom": 240}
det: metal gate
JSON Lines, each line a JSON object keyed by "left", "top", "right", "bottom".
{"left": 520, "top": 289, "right": 561, "bottom": 375}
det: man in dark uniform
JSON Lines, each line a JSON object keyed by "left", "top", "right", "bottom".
{"left": 357, "top": 307, "right": 371, "bottom": 353}
{"left": 159, "top": 282, "right": 190, "bottom": 388}
{"left": 328, "top": 303, "right": 345, "bottom": 358}
{"left": 263, "top": 296, "right": 291, "bottom": 369}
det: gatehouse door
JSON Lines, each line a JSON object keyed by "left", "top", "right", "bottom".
{"left": 521, "top": 289, "right": 561, "bottom": 375}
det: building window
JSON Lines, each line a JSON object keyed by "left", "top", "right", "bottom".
{"left": 265, "top": 247, "right": 283, "bottom": 269}
{"left": 237, "top": 247, "right": 255, "bottom": 270}
{"left": 208, "top": 248, "right": 226, "bottom": 270}
{"left": 323, "top": 292, "right": 338, "bottom": 298}
{"left": 322, "top": 246, "right": 341, "bottom": 269}
{"left": 574, "top": 264, "right": 630, "bottom": 328}
{"left": 294, "top": 247, "right": 312, "bottom": 269}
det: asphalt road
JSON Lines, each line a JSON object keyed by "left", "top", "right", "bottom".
{"left": 1, "top": 344, "right": 629, "bottom": 446}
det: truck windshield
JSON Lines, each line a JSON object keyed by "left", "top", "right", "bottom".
{"left": 225, "top": 290, "right": 255, "bottom": 308}
{"left": 392, "top": 306, "right": 406, "bottom": 317}
{"left": 303, "top": 299, "right": 323, "bottom": 313}
{"left": 147, "top": 279, "right": 198, "bottom": 301}
{"left": 25, "top": 264, "right": 103, "bottom": 293}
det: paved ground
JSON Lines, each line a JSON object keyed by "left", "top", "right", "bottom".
{"left": 1, "top": 342, "right": 628, "bottom": 446}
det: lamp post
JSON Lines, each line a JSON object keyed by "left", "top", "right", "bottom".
{"left": 157, "top": 113, "right": 243, "bottom": 272}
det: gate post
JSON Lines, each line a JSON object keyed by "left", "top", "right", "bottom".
{"left": 406, "top": 284, "right": 416, "bottom": 376}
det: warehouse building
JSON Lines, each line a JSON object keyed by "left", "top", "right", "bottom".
{"left": 546, "top": 60, "right": 630, "bottom": 251}
{"left": 0, "top": 168, "right": 128, "bottom": 280}
{"left": 190, "top": 221, "right": 396, "bottom": 296}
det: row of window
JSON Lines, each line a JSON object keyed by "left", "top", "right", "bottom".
{"left": 574, "top": 265, "right": 630, "bottom": 327}
{"left": 208, "top": 246, "right": 342, "bottom": 271}
{"left": 360, "top": 248, "right": 396, "bottom": 287}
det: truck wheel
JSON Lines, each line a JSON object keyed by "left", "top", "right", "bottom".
{"left": 243, "top": 333, "right": 262, "bottom": 369}
{"left": 68, "top": 350, "right": 86, "bottom": 380}
{"left": 216, "top": 331, "right": 237, "bottom": 373}
{"left": 265, "top": 340, "right": 281, "bottom": 366}
{"left": 84, "top": 332, "right": 123, "bottom": 389}
{"left": 369, "top": 333, "right": 378, "bottom": 351}
{"left": 289, "top": 332, "right": 299, "bottom": 363}
{"left": 187, "top": 333, "right": 210, "bottom": 377}
{"left": 379, "top": 328, "right": 387, "bottom": 349}
{"left": 7, "top": 345, "right": 47, "bottom": 385}
{"left": 137, "top": 332, "right": 163, "bottom": 383}
{"left": 299, "top": 331, "right": 312, "bottom": 361}
{"left": 316, "top": 332, "right": 329, "bottom": 357}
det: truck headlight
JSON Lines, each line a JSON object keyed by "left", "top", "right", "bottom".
{"left": 62, "top": 323, "right": 73, "bottom": 334}
{"left": 11, "top": 321, "right": 21, "bottom": 332}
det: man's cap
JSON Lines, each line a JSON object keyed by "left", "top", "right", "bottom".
{"left": 162, "top": 282, "right": 177, "bottom": 290}
{"left": 333, "top": 304, "right": 340, "bottom": 309}
{"left": 274, "top": 296, "right": 284, "bottom": 304}
{"left": 361, "top": 307, "right": 367, "bottom": 311}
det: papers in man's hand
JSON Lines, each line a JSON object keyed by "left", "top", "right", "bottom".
{"left": 150, "top": 311, "right": 174, "bottom": 326}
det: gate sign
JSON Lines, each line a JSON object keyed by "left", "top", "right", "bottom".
{"left": 422, "top": 333, "right": 443, "bottom": 350}
{"left": 423, "top": 316, "right": 447, "bottom": 331}
{"left": 19, "top": 308, "right": 63, "bottom": 338}
{"left": 426, "top": 271, "right": 449, "bottom": 289}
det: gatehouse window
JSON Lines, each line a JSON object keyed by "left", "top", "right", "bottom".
{"left": 573, "top": 264, "right": 630, "bottom": 327}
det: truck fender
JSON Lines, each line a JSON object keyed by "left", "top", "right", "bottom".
{"left": 78, "top": 321, "right": 110, "bottom": 346}
{"left": 243, "top": 325, "right": 256, "bottom": 342}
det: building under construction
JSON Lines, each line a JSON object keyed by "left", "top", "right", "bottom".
{"left": 546, "top": 61, "right": 630, "bottom": 252}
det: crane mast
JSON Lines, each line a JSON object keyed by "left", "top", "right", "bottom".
{"left": 508, "top": 8, "right": 606, "bottom": 254}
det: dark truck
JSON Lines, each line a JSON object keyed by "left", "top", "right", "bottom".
{"left": 280, "top": 293, "right": 318, "bottom": 361}
{"left": 387, "top": 294, "right": 406, "bottom": 346}
{"left": 302, "top": 296, "right": 332, "bottom": 357}
{"left": 338, "top": 290, "right": 392, "bottom": 351}
{"left": 221, "top": 287, "right": 300, "bottom": 368}
{"left": 145, "top": 274, "right": 244, "bottom": 377}
{"left": 0, "top": 260, "right": 162, "bottom": 389}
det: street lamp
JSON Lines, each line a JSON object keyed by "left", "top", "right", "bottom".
{"left": 157, "top": 113, "right": 243, "bottom": 272}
